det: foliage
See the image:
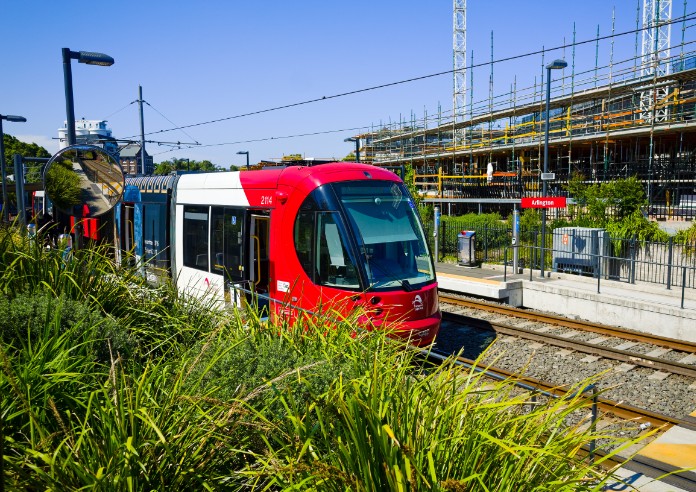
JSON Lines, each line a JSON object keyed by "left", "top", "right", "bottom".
{"left": 509, "top": 208, "right": 540, "bottom": 231}
{"left": 562, "top": 175, "right": 672, "bottom": 242}
{"left": 605, "top": 211, "right": 670, "bottom": 244}
{"left": 0, "top": 225, "right": 220, "bottom": 359}
{"left": 1, "top": 322, "right": 254, "bottom": 489}
{"left": 439, "top": 213, "right": 508, "bottom": 258}
{"left": 153, "top": 158, "right": 219, "bottom": 175}
{"left": 675, "top": 222, "right": 696, "bottom": 244}
{"left": 2, "top": 133, "right": 51, "bottom": 184}
{"left": 0, "top": 292, "right": 131, "bottom": 364}
{"left": 43, "top": 159, "right": 81, "bottom": 212}
{"left": 403, "top": 164, "right": 421, "bottom": 206}
{"left": 565, "top": 175, "right": 647, "bottom": 226}
{"left": 249, "top": 350, "right": 636, "bottom": 490}
{"left": 0, "top": 223, "right": 645, "bottom": 490}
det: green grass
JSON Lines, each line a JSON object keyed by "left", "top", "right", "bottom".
{"left": 0, "top": 224, "right": 650, "bottom": 490}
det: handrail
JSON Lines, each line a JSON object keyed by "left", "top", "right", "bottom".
{"left": 251, "top": 235, "right": 261, "bottom": 287}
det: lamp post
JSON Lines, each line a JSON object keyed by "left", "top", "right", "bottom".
{"left": 237, "top": 151, "right": 249, "bottom": 170}
{"left": 0, "top": 114, "right": 26, "bottom": 222}
{"left": 540, "top": 58, "right": 567, "bottom": 278}
{"left": 344, "top": 137, "right": 360, "bottom": 162}
{"left": 62, "top": 48, "right": 114, "bottom": 146}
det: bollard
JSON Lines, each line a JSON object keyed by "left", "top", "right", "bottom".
{"left": 667, "top": 237, "right": 673, "bottom": 289}
{"left": 504, "top": 248, "right": 508, "bottom": 282}
{"left": 590, "top": 385, "right": 598, "bottom": 463}
{"left": 512, "top": 209, "right": 520, "bottom": 273}
{"left": 434, "top": 206, "right": 440, "bottom": 263}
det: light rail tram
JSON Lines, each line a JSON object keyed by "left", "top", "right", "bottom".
{"left": 115, "top": 162, "right": 441, "bottom": 345}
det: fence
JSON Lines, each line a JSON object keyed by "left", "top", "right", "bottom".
{"left": 427, "top": 220, "right": 696, "bottom": 291}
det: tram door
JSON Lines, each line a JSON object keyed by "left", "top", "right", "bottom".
{"left": 249, "top": 214, "right": 270, "bottom": 313}
{"left": 122, "top": 204, "right": 136, "bottom": 266}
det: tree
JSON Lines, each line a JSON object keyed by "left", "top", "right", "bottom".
{"left": 198, "top": 160, "right": 216, "bottom": 172}
{"left": 154, "top": 158, "right": 224, "bottom": 175}
{"left": 154, "top": 162, "right": 174, "bottom": 175}
{"left": 44, "top": 159, "right": 81, "bottom": 212}
{"left": 2, "top": 134, "right": 51, "bottom": 184}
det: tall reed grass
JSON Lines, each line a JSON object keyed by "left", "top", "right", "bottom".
{"left": 0, "top": 225, "right": 648, "bottom": 490}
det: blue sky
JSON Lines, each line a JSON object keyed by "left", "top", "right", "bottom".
{"left": 2, "top": 1, "right": 693, "bottom": 167}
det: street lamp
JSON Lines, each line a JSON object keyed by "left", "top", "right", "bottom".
{"left": 540, "top": 58, "right": 567, "bottom": 278}
{"left": 344, "top": 137, "right": 360, "bottom": 162}
{"left": 62, "top": 48, "right": 114, "bottom": 146}
{"left": 237, "top": 151, "right": 249, "bottom": 170}
{"left": 0, "top": 114, "right": 26, "bottom": 222}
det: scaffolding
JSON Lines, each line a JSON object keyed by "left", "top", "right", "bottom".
{"left": 353, "top": 6, "right": 696, "bottom": 218}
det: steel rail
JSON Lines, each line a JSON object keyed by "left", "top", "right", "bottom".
{"left": 425, "top": 346, "right": 696, "bottom": 488}
{"left": 426, "top": 347, "right": 687, "bottom": 430}
{"left": 441, "top": 310, "right": 696, "bottom": 380}
{"left": 439, "top": 293, "right": 696, "bottom": 353}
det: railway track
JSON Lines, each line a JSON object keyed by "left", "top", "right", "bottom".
{"left": 439, "top": 292, "right": 696, "bottom": 381}
{"left": 425, "top": 347, "right": 688, "bottom": 431}
{"left": 425, "top": 341, "right": 696, "bottom": 491}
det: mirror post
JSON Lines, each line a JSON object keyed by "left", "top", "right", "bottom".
{"left": 13, "top": 154, "right": 25, "bottom": 227}
{"left": 62, "top": 48, "right": 77, "bottom": 146}
{"left": 0, "top": 114, "right": 27, "bottom": 222}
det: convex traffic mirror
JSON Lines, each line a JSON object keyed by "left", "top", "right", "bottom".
{"left": 43, "top": 144, "right": 125, "bottom": 217}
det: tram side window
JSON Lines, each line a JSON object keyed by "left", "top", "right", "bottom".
{"left": 315, "top": 213, "right": 360, "bottom": 289}
{"left": 211, "top": 207, "right": 244, "bottom": 281}
{"left": 183, "top": 205, "right": 209, "bottom": 271}
{"left": 294, "top": 211, "right": 315, "bottom": 282}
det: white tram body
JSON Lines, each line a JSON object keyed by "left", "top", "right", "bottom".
{"left": 118, "top": 163, "right": 441, "bottom": 345}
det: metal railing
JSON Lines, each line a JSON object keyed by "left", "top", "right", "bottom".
{"left": 428, "top": 221, "right": 696, "bottom": 295}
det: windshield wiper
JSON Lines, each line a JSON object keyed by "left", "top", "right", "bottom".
{"left": 401, "top": 279, "right": 413, "bottom": 292}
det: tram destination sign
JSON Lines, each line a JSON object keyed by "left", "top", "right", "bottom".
{"left": 521, "top": 197, "right": 567, "bottom": 209}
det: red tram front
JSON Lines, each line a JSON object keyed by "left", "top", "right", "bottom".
{"left": 268, "top": 164, "right": 440, "bottom": 344}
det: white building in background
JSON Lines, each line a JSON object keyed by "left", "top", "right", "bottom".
{"left": 58, "top": 119, "right": 119, "bottom": 155}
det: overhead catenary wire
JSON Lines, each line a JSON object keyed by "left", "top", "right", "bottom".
{"left": 124, "top": 11, "right": 696, "bottom": 141}
{"left": 151, "top": 41, "right": 696, "bottom": 157}
{"left": 100, "top": 101, "right": 136, "bottom": 121}
{"left": 144, "top": 101, "right": 200, "bottom": 145}
{"left": 150, "top": 125, "right": 373, "bottom": 157}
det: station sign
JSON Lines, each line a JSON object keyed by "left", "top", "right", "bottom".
{"left": 521, "top": 197, "right": 567, "bottom": 209}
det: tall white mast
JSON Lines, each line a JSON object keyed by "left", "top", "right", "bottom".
{"left": 453, "top": 0, "right": 467, "bottom": 144}
{"left": 641, "top": 0, "right": 672, "bottom": 122}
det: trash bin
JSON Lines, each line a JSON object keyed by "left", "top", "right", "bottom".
{"left": 457, "top": 231, "right": 476, "bottom": 266}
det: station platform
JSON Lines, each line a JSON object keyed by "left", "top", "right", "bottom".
{"left": 436, "top": 262, "right": 696, "bottom": 343}
{"left": 436, "top": 262, "right": 696, "bottom": 490}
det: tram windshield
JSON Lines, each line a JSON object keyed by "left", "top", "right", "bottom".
{"left": 332, "top": 181, "right": 435, "bottom": 291}
{"left": 294, "top": 180, "right": 435, "bottom": 292}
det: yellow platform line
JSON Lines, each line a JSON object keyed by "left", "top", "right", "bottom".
{"left": 637, "top": 426, "right": 696, "bottom": 470}
{"left": 638, "top": 443, "right": 696, "bottom": 470}
{"left": 437, "top": 272, "right": 501, "bottom": 285}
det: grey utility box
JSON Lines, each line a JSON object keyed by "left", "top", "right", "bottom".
{"left": 552, "top": 227, "right": 609, "bottom": 277}
{"left": 457, "top": 231, "right": 476, "bottom": 266}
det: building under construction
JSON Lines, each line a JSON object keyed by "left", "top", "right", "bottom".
{"left": 354, "top": 1, "right": 696, "bottom": 219}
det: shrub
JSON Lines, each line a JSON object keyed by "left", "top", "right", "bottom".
{"left": 0, "top": 292, "right": 133, "bottom": 364}
{"left": 247, "top": 350, "right": 638, "bottom": 490}
{"left": 675, "top": 222, "right": 696, "bottom": 244}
